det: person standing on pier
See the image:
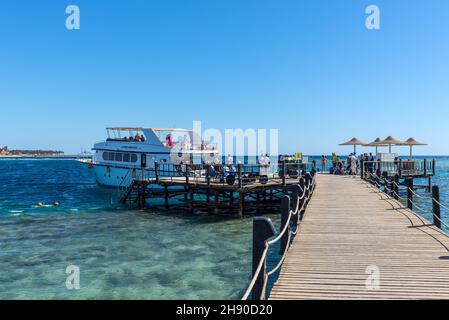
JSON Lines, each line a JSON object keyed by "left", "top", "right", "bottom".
{"left": 321, "top": 155, "right": 327, "bottom": 173}
{"left": 349, "top": 153, "right": 357, "bottom": 175}
{"left": 331, "top": 153, "right": 338, "bottom": 169}
{"left": 226, "top": 154, "right": 233, "bottom": 166}
{"left": 259, "top": 153, "right": 269, "bottom": 176}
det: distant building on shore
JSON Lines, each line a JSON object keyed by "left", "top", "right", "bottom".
{"left": 0, "top": 146, "right": 9, "bottom": 155}
{"left": 0, "top": 146, "right": 64, "bottom": 157}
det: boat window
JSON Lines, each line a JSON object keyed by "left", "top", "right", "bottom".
{"left": 101, "top": 151, "right": 138, "bottom": 163}
{"left": 115, "top": 153, "right": 123, "bottom": 162}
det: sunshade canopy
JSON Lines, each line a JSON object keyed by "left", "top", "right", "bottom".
{"left": 399, "top": 137, "right": 427, "bottom": 146}
{"left": 339, "top": 137, "right": 367, "bottom": 146}
{"left": 380, "top": 136, "right": 404, "bottom": 145}
{"left": 339, "top": 137, "right": 367, "bottom": 154}
{"left": 363, "top": 138, "right": 388, "bottom": 147}
{"left": 398, "top": 137, "right": 428, "bottom": 158}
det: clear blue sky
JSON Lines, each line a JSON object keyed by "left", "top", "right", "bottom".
{"left": 1, "top": 0, "right": 448, "bottom": 155}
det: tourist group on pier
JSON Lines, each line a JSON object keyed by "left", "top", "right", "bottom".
{"left": 320, "top": 152, "right": 375, "bottom": 175}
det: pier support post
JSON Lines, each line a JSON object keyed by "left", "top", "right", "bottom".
{"left": 382, "top": 172, "right": 388, "bottom": 195}
{"left": 389, "top": 179, "right": 394, "bottom": 198}
{"left": 206, "top": 189, "right": 210, "bottom": 206}
{"left": 238, "top": 192, "right": 244, "bottom": 218}
{"left": 136, "top": 184, "right": 141, "bottom": 208}
{"left": 252, "top": 217, "right": 276, "bottom": 300}
{"left": 154, "top": 161, "right": 159, "bottom": 184}
{"left": 138, "top": 183, "right": 146, "bottom": 209}
{"left": 299, "top": 177, "right": 305, "bottom": 192}
{"left": 406, "top": 178, "right": 413, "bottom": 210}
{"left": 290, "top": 185, "right": 300, "bottom": 226}
{"left": 214, "top": 190, "right": 219, "bottom": 214}
{"left": 206, "top": 164, "right": 211, "bottom": 186}
{"left": 304, "top": 173, "right": 311, "bottom": 200}
{"left": 256, "top": 192, "right": 261, "bottom": 214}
{"left": 190, "top": 188, "right": 194, "bottom": 213}
{"left": 432, "top": 186, "right": 441, "bottom": 229}
{"left": 279, "top": 196, "right": 290, "bottom": 255}
{"left": 184, "top": 186, "right": 188, "bottom": 208}
{"left": 428, "top": 176, "right": 432, "bottom": 193}
{"left": 164, "top": 186, "right": 169, "bottom": 209}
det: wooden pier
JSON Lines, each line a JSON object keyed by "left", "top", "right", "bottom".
{"left": 119, "top": 161, "right": 312, "bottom": 217}
{"left": 243, "top": 172, "right": 449, "bottom": 300}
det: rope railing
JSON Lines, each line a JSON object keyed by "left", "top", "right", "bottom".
{"left": 361, "top": 169, "right": 447, "bottom": 231}
{"left": 241, "top": 172, "right": 316, "bottom": 300}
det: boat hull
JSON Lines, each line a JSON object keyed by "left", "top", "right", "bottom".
{"left": 78, "top": 160, "right": 150, "bottom": 188}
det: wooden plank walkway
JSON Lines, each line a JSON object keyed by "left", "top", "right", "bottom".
{"left": 270, "top": 174, "right": 449, "bottom": 300}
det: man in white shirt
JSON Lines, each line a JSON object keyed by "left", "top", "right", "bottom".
{"left": 226, "top": 154, "right": 233, "bottom": 166}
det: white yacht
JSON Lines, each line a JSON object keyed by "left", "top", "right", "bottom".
{"left": 78, "top": 127, "right": 220, "bottom": 188}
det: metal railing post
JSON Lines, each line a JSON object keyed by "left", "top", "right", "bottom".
{"left": 432, "top": 185, "right": 441, "bottom": 229}
{"left": 252, "top": 217, "right": 276, "bottom": 300}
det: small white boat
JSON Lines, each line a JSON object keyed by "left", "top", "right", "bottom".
{"left": 78, "top": 127, "right": 219, "bottom": 188}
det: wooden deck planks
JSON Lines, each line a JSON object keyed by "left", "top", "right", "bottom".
{"left": 269, "top": 174, "right": 449, "bottom": 300}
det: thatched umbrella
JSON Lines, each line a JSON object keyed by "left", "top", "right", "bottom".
{"left": 363, "top": 138, "right": 388, "bottom": 155}
{"left": 339, "top": 137, "right": 367, "bottom": 154}
{"left": 379, "top": 136, "right": 404, "bottom": 153}
{"left": 399, "top": 137, "right": 427, "bottom": 158}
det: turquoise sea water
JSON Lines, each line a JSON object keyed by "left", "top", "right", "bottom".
{"left": 0, "top": 157, "right": 448, "bottom": 299}
{"left": 0, "top": 159, "right": 283, "bottom": 299}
